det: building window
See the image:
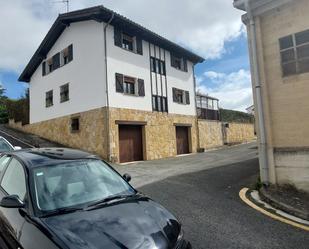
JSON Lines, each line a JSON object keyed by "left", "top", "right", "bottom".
{"left": 115, "top": 73, "right": 145, "bottom": 97}
{"left": 42, "top": 44, "right": 73, "bottom": 76}
{"left": 61, "top": 47, "right": 69, "bottom": 66}
{"left": 60, "top": 83, "right": 69, "bottom": 103}
{"left": 45, "top": 90, "right": 53, "bottom": 107}
{"left": 47, "top": 58, "right": 53, "bottom": 74}
{"left": 172, "top": 88, "right": 190, "bottom": 105}
{"left": 123, "top": 76, "right": 136, "bottom": 95}
{"left": 122, "top": 33, "right": 134, "bottom": 51}
{"left": 176, "top": 90, "right": 183, "bottom": 103}
{"left": 71, "top": 117, "right": 80, "bottom": 132}
{"left": 150, "top": 57, "right": 166, "bottom": 75}
{"left": 171, "top": 54, "right": 188, "bottom": 72}
{"left": 280, "top": 30, "right": 309, "bottom": 77}
{"left": 152, "top": 95, "right": 168, "bottom": 112}
{"left": 114, "top": 28, "right": 143, "bottom": 55}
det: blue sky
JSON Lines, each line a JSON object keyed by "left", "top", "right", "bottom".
{"left": 0, "top": 0, "right": 252, "bottom": 111}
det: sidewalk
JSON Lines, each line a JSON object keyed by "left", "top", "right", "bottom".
{"left": 260, "top": 185, "right": 309, "bottom": 221}
{"left": 0, "top": 124, "right": 64, "bottom": 148}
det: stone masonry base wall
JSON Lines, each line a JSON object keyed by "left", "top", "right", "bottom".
{"left": 225, "top": 123, "right": 256, "bottom": 144}
{"left": 109, "top": 108, "right": 198, "bottom": 162}
{"left": 198, "top": 120, "right": 223, "bottom": 149}
{"left": 9, "top": 107, "right": 256, "bottom": 163}
{"left": 9, "top": 107, "right": 108, "bottom": 159}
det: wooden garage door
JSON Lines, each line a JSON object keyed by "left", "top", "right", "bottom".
{"left": 119, "top": 125, "right": 143, "bottom": 163}
{"left": 176, "top": 126, "right": 189, "bottom": 155}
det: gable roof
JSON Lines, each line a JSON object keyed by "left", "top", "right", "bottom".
{"left": 19, "top": 5, "right": 204, "bottom": 82}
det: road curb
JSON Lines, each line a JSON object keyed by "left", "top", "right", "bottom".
{"left": 239, "top": 188, "right": 309, "bottom": 231}
{"left": 259, "top": 187, "right": 309, "bottom": 221}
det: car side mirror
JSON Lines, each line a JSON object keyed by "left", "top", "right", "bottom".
{"left": 123, "top": 173, "right": 131, "bottom": 183}
{"left": 14, "top": 146, "right": 22, "bottom": 150}
{"left": 0, "top": 195, "right": 25, "bottom": 208}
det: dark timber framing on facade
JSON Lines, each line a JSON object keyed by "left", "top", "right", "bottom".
{"left": 18, "top": 5, "right": 204, "bottom": 82}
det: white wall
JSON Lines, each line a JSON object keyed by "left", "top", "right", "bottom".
{"left": 106, "top": 25, "right": 197, "bottom": 116}
{"left": 29, "top": 20, "right": 197, "bottom": 123}
{"left": 165, "top": 51, "right": 196, "bottom": 116}
{"left": 106, "top": 25, "right": 152, "bottom": 112}
{"left": 29, "top": 20, "right": 106, "bottom": 123}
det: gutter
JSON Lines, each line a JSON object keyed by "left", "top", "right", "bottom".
{"left": 235, "top": 0, "right": 270, "bottom": 184}
{"left": 103, "top": 13, "right": 114, "bottom": 161}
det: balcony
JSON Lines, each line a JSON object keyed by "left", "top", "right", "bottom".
{"left": 197, "top": 108, "right": 220, "bottom": 121}
{"left": 196, "top": 94, "right": 220, "bottom": 121}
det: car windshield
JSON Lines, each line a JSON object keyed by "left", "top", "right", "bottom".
{"left": 0, "top": 139, "right": 13, "bottom": 152}
{"left": 32, "top": 159, "right": 135, "bottom": 211}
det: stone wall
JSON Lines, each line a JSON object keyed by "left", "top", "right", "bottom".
{"left": 197, "top": 120, "right": 256, "bottom": 150}
{"left": 109, "top": 107, "right": 197, "bottom": 162}
{"left": 9, "top": 107, "right": 108, "bottom": 159}
{"left": 9, "top": 107, "right": 255, "bottom": 163}
{"left": 225, "top": 122, "right": 256, "bottom": 145}
{"left": 198, "top": 120, "right": 223, "bottom": 149}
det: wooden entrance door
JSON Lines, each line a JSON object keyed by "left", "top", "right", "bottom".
{"left": 176, "top": 126, "right": 189, "bottom": 155}
{"left": 119, "top": 125, "right": 143, "bottom": 163}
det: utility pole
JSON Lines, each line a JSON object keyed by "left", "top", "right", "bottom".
{"left": 53, "top": 0, "right": 69, "bottom": 13}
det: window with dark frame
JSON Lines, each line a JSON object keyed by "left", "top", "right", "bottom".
{"left": 280, "top": 29, "right": 309, "bottom": 77}
{"left": 172, "top": 88, "right": 190, "bottom": 105}
{"left": 152, "top": 95, "right": 168, "bottom": 112}
{"left": 71, "top": 117, "right": 80, "bottom": 132}
{"left": 122, "top": 33, "right": 134, "bottom": 51}
{"left": 45, "top": 90, "right": 53, "bottom": 107}
{"left": 175, "top": 89, "right": 184, "bottom": 104}
{"left": 47, "top": 59, "right": 53, "bottom": 73}
{"left": 60, "top": 83, "right": 69, "bottom": 103}
{"left": 171, "top": 54, "right": 187, "bottom": 72}
{"left": 150, "top": 57, "right": 166, "bottom": 75}
{"left": 61, "top": 47, "right": 69, "bottom": 66}
{"left": 42, "top": 44, "right": 73, "bottom": 76}
{"left": 123, "top": 76, "right": 136, "bottom": 95}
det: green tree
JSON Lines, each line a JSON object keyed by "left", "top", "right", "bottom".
{"left": 0, "top": 85, "right": 9, "bottom": 124}
{"left": 5, "top": 88, "right": 29, "bottom": 125}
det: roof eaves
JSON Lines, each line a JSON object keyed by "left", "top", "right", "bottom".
{"left": 19, "top": 5, "right": 204, "bottom": 83}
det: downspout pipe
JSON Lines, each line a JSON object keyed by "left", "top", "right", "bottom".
{"left": 104, "top": 13, "right": 114, "bottom": 161}
{"left": 244, "top": 0, "right": 270, "bottom": 185}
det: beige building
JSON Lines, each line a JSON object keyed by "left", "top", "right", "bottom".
{"left": 234, "top": 0, "right": 309, "bottom": 192}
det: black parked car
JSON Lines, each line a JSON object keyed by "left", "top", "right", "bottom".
{"left": 0, "top": 148, "right": 191, "bottom": 249}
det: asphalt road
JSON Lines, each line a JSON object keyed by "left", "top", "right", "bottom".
{"left": 139, "top": 158, "right": 309, "bottom": 249}
{"left": 0, "top": 129, "right": 33, "bottom": 148}
{"left": 0, "top": 129, "right": 307, "bottom": 248}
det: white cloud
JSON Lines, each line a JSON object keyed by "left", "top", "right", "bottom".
{"left": 197, "top": 69, "right": 253, "bottom": 111}
{"left": 0, "top": 0, "right": 244, "bottom": 73}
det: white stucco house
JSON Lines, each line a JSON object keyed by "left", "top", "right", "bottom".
{"left": 18, "top": 6, "right": 204, "bottom": 163}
